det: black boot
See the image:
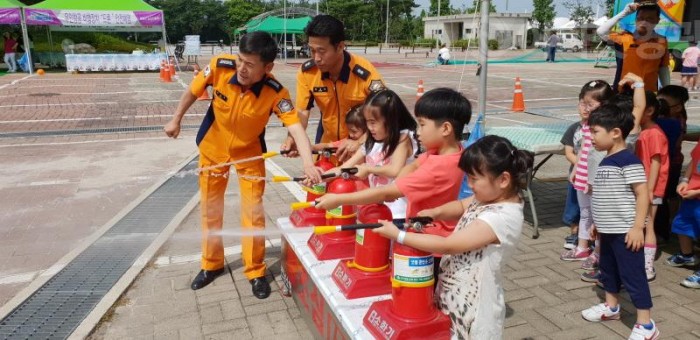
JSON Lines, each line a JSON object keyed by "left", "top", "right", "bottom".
{"left": 250, "top": 276, "right": 271, "bottom": 299}
{"left": 191, "top": 268, "right": 225, "bottom": 290}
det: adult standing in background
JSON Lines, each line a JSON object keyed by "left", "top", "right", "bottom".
{"left": 546, "top": 31, "right": 560, "bottom": 63}
{"left": 3, "top": 32, "right": 17, "bottom": 73}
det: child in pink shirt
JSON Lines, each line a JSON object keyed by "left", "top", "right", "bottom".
{"left": 635, "top": 91, "right": 670, "bottom": 281}
{"left": 681, "top": 41, "right": 700, "bottom": 90}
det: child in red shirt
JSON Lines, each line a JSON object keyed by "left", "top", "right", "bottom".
{"left": 665, "top": 142, "right": 700, "bottom": 288}
{"left": 315, "top": 88, "right": 471, "bottom": 274}
{"left": 635, "top": 91, "right": 669, "bottom": 281}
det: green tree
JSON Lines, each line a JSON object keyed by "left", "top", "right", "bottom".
{"left": 532, "top": 0, "right": 556, "bottom": 41}
{"left": 226, "top": 0, "right": 266, "bottom": 34}
{"left": 564, "top": 0, "right": 595, "bottom": 27}
{"left": 464, "top": 0, "right": 497, "bottom": 14}
{"left": 429, "top": 0, "right": 452, "bottom": 16}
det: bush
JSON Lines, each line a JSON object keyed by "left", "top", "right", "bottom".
{"left": 453, "top": 39, "right": 478, "bottom": 48}
{"left": 415, "top": 38, "right": 438, "bottom": 47}
{"left": 488, "top": 39, "right": 499, "bottom": 50}
{"left": 33, "top": 32, "right": 153, "bottom": 53}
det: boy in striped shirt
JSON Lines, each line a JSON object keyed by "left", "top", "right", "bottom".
{"left": 582, "top": 104, "right": 658, "bottom": 340}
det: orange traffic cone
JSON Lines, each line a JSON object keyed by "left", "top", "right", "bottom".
{"left": 511, "top": 77, "right": 525, "bottom": 112}
{"left": 159, "top": 60, "right": 166, "bottom": 81}
{"left": 193, "top": 70, "right": 211, "bottom": 101}
{"left": 162, "top": 64, "right": 172, "bottom": 82}
{"left": 169, "top": 62, "right": 176, "bottom": 78}
{"left": 416, "top": 79, "right": 424, "bottom": 101}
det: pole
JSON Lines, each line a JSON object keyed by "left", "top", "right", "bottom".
{"left": 19, "top": 8, "right": 33, "bottom": 74}
{"left": 283, "top": 0, "right": 287, "bottom": 64}
{"left": 436, "top": 0, "right": 441, "bottom": 49}
{"left": 385, "top": 0, "right": 389, "bottom": 45}
{"left": 316, "top": 0, "right": 319, "bottom": 15}
{"left": 478, "top": 0, "right": 490, "bottom": 128}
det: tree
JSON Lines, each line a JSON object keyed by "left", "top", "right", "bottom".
{"left": 429, "top": 0, "right": 452, "bottom": 16}
{"left": 531, "top": 0, "right": 556, "bottom": 41}
{"left": 226, "top": 0, "right": 266, "bottom": 34}
{"left": 464, "top": 0, "right": 497, "bottom": 14}
{"left": 564, "top": 0, "right": 595, "bottom": 27}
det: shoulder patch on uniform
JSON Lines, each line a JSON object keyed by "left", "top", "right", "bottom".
{"left": 368, "top": 79, "right": 386, "bottom": 92}
{"left": 352, "top": 64, "right": 370, "bottom": 80}
{"left": 302, "top": 59, "right": 316, "bottom": 72}
{"left": 265, "top": 78, "right": 283, "bottom": 92}
{"left": 216, "top": 58, "right": 236, "bottom": 69}
{"left": 277, "top": 99, "right": 294, "bottom": 114}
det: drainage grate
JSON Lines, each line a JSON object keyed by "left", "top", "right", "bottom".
{"left": 0, "top": 124, "right": 201, "bottom": 139}
{"left": 0, "top": 158, "right": 200, "bottom": 340}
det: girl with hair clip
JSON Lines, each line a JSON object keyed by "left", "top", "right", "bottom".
{"left": 312, "top": 104, "right": 367, "bottom": 151}
{"left": 324, "top": 89, "right": 419, "bottom": 220}
{"left": 372, "top": 135, "right": 534, "bottom": 339}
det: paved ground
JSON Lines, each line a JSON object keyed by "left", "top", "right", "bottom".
{"left": 0, "top": 50, "right": 699, "bottom": 339}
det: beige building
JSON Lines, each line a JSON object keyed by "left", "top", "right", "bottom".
{"left": 423, "top": 12, "right": 531, "bottom": 49}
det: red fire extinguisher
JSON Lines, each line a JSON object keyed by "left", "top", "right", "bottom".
{"left": 390, "top": 241, "right": 438, "bottom": 321}
{"left": 289, "top": 149, "right": 335, "bottom": 227}
{"left": 349, "top": 204, "right": 392, "bottom": 272}
{"left": 324, "top": 177, "right": 357, "bottom": 230}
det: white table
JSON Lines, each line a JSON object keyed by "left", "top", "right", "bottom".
{"left": 65, "top": 53, "right": 167, "bottom": 72}
{"left": 277, "top": 217, "right": 390, "bottom": 339}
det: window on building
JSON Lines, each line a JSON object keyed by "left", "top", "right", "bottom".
{"left": 465, "top": 29, "right": 472, "bottom": 34}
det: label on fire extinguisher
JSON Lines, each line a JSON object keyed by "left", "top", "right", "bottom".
{"left": 393, "top": 254, "right": 433, "bottom": 284}
{"left": 312, "top": 183, "right": 326, "bottom": 194}
{"left": 356, "top": 229, "right": 365, "bottom": 245}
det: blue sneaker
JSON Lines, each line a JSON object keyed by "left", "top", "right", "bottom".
{"left": 666, "top": 253, "right": 698, "bottom": 267}
{"left": 681, "top": 270, "right": 700, "bottom": 289}
{"left": 564, "top": 234, "right": 578, "bottom": 250}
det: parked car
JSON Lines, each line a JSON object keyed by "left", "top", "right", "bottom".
{"left": 534, "top": 33, "right": 584, "bottom": 52}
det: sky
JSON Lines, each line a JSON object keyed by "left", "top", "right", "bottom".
{"left": 412, "top": 0, "right": 608, "bottom": 18}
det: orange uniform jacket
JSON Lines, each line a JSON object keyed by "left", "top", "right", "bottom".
{"left": 192, "top": 54, "right": 300, "bottom": 161}
{"left": 608, "top": 31, "right": 669, "bottom": 92}
{"left": 296, "top": 51, "right": 384, "bottom": 143}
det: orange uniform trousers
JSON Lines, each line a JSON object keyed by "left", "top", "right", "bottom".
{"left": 199, "top": 154, "right": 266, "bottom": 280}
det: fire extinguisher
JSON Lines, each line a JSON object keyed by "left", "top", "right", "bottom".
{"left": 390, "top": 238, "right": 438, "bottom": 321}
{"left": 325, "top": 177, "right": 357, "bottom": 231}
{"left": 348, "top": 204, "right": 392, "bottom": 272}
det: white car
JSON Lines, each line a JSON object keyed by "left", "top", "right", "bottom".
{"left": 534, "top": 33, "right": 584, "bottom": 52}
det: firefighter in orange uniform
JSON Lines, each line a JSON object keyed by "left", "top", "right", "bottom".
{"left": 164, "top": 32, "right": 321, "bottom": 299}
{"left": 281, "top": 15, "right": 385, "bottom": 162}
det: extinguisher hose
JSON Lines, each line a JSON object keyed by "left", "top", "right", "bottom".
{"left": 313, "top": 223, "right": 383, "bottom": 235}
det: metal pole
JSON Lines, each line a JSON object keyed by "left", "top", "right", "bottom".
{"left": 20, "top": 8, "right": 33, "bottom": 74}
{"left": 436, "top": 0, "right": 441, "bottom": 49}
{"left": 284, "top": 0, "right": 287, "bottom": 64}
{"left": 316, "top": 0, "right": 319, "bottom": 15}
{"left": 478, "top": 0, "right": 490, "bottom": 126}
{"left": 385, "top": 0, "right": 389, "bottom": 45}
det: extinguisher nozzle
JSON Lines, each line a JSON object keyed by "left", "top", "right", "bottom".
{"left": 290, "top": 201, "right": 314, "bottom": 210}
{"left": 313, "top": 226, "right": 340, "bottom": 235}
{"left": 272, "top": 176, "right": 292, "bottom": 182}
{"left": 262, "top": 151, "right": 279, "bottom": 159}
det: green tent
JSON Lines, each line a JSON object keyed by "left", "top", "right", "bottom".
{"left": 28, "top": 0, "right": 159, "bottom": 11}
{"left": 0, "top": 0, "right": 24, "bottom": 7}
{"left": 237, "top": 16, "right": 311, "bottom": 35}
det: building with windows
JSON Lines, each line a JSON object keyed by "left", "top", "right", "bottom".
{"left": 423, "top": 12, "right": 531, "bottom": 49}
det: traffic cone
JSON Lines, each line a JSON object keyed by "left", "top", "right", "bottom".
{"left": 193, "top": 70, "right": 211, "bottom": 101}
{"left": 416, "top": 79, "right": 424, "bottom": 101}
{"left": 159, "top": 60, "right": 166, "bottom": 81}
{"left": 162, "top": 64, "right": 172, "bottom": 82}
{"left": 169, "top": 61, "right": 176, "bottom": 78}
{"left": 511, "top": 77, "right": 525, "bottom": 112}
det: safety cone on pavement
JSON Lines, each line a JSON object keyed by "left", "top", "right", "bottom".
{"left": 159, "top": 60, "right": 166, "bottom": 81}
{"left": 416, "top": 79, "right": 425, "bottom": 101}
{"left": 169, "top": 62, "right": 176, "bottom": 78}
{"left": 511, "top": 77, "right": 525, "bottom": 112}
{"left": 162, "top": 64, "right": 172, "bottom": 82}
{"left": 193, "top": 70, "right": 211, "bottom": 101}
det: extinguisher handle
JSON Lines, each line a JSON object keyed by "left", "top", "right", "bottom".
{"left": 311, "top": 147, "right": 337, "bottom": 155}
{"left": 338, "top": 167, "right": 359, "bottom": 179}
{"left": 321, "top": 173, "right": 339, "bottom": 180}
{"left": 407, "top": 216, "right": 434, "bottom": 232}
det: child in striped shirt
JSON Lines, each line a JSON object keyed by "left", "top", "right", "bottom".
{"left": 582, "top": 102, "right": 659, "bottom": 340}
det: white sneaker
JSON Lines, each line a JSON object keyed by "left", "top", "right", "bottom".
{"left": 628, "top": 319, "right": 659, "bottom": 340}
{"left": 581, "top": 303, "right": 621, "bottom": 322}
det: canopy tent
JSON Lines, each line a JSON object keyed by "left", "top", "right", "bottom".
{"left": 0, "top": 0, "right": 23, "bottom": 25}
{"left": 236, "top": 16, "right": 311, "bottom": 35}
{"left": 25, "top": 0, "right": 164, "bottom": 32}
